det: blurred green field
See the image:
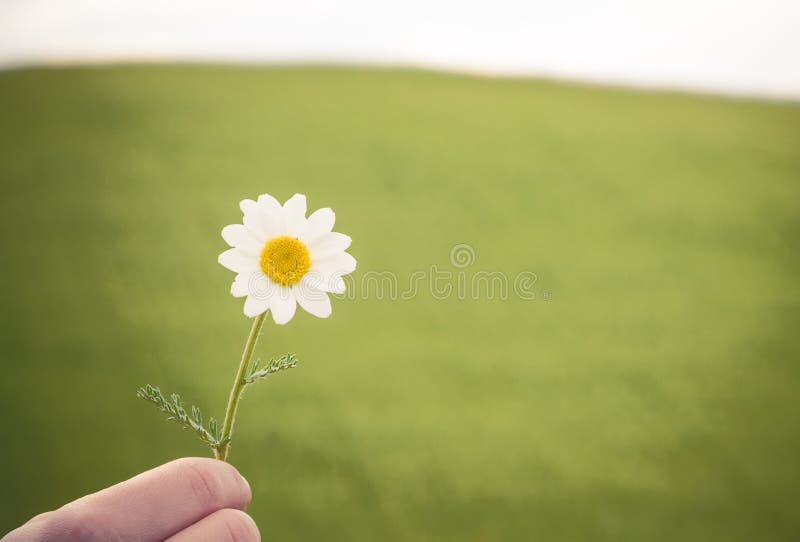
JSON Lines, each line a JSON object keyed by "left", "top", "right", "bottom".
{"left": 1, "top": 65, "right": 799, "bottom": 541}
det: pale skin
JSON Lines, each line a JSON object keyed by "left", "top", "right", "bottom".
{"left": 1, "top": 458, "right": 260, "bottom": 542}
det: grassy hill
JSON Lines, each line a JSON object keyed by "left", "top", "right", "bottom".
{"left": 1, "top": 65, "right": 798, "bottom": 541}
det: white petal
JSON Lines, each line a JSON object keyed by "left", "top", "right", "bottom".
{"left": 309, "top": 232, "right": 352, "bottom": 260}
{"left": 283, "top": 194, "right": 307, "bottom": 237}
{"left": 231, "top": 273, "right": 250, "bottom": 297}
{"left": 243, "top": 205, "right": 268, "bottom": 239}
{"left": 257, "top": 193, "right": 282, "bottom": 208}
{"left": 313, "top": 251, "right": 356, "bottom": 276}
{"left": 239, "top": 194, "right": 281, "bottom": 239}
{"left": 323, "top": 277, "right": 346, "bottom": 294}
{"left": 218, "top": 248, "right": 258, "bottom": 273}
{"left": 221, "top": 224, "right": 261, "bottom": 254}
{"left": 269, "top": 286, "right": 297, "bottom": 325}
{"left": 244, "top": 294, "right": 270, "bottom": 317}
{"left": 294, "top": 284, "right": 332, "bottom": 318}
{"left": 300, "top": 208, "right": 335, "bottom": 244}
{"left": 300, "top": 270, "right": 335, "bottom": 294}
{"left": 306, "top": 253, "right": 353, "bottom": 294}
{"left": 306, "top": 270, "right": 347, "bottom": 294}
{"left": 258, "top": 199, "right": 284, "bottom": 238}
{"left": 240, "top": 198, "right": 258, "bottom": 215}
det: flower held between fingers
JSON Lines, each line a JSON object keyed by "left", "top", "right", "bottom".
{"left": 218, "top": 193, "right": 356, "bottom": 324}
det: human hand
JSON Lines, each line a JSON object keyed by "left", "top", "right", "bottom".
{"left": 2, "top": 457, "right": 259, "bottom": 542}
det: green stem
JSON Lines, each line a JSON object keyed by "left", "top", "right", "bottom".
{"left": 215, "top": 311, "right": 266, "bottom": 461}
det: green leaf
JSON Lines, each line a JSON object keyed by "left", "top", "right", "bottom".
{"left": 243, "top": 353, "right": 299, "bottom": 384}
{"left": 136, "top": 385, "right": 224, "bottom": 451}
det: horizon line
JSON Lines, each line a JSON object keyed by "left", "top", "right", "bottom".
{"left": 2, "top": 55, "right": 799, "bottom": 104}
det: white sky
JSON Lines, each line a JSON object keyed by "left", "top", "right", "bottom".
{"left": 1, "top": 0, "right": 799, "bottom": 99}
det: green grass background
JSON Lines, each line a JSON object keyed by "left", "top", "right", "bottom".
{"left": 1, "top": 65, "right": 799, "bottom": 541}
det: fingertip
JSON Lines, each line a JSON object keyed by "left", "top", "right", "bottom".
{"left": 167, "top": 457, "right": 252, "bottom": 512}
{"left": 213, "top": 459, "right": 251, "bottom": 510}
{"left": 164, "top": 508, "right": 260, "bottom": 542}
{"left": 226, "top": 509, "right": 260, "bottom": 542}
{"left": 238, "top": 471, "right": 252, "bottom": 509}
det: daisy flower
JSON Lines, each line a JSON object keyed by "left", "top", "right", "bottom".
{"left": 140, "top": 192, "right": 350, "bottom": 463}
{"left": 218, "top": 193, "right": 356, "bottom": 324}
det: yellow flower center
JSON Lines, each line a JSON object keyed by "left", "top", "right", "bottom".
{"left": 259, "top": 235, "right": 311, "bottom": 286}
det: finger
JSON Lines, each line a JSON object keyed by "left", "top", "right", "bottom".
{"left": 165, "top": 508, "right": 260, "bottom": 542}
{"left": 26, "top": 457, "right": 251, "bottom": 542}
